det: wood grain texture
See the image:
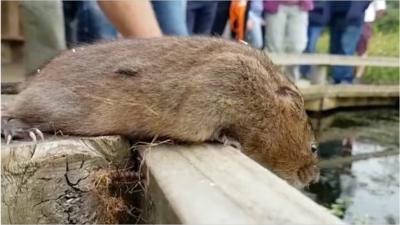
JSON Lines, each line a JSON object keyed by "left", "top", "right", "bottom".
{"left": 1, "top": 136, "right": 131, "bottom": 224}
{"left": 144, "top": 144, "right": 345, "bottom": 225}
{"left": 269, "top": 53, "right": 399, "bottom": 67}
{"left": 301, "top": 85, "right": 399, "bottom": 111}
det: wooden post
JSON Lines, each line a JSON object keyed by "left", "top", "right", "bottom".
{"left": 1, "top": 1, "right": 24, "bottom": 41}
{"left": 1, "top": 136, "right": 132, "bottom": 224}
{"left": 309, "top": 65, "right": 327, "bottom": 85}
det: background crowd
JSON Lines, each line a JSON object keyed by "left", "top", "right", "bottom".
{"left": 21, "top": 0, "right": 390, "bottom": 85}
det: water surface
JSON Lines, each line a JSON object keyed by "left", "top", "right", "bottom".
{"left": 307, "top": 109, "right": 399, "bottom": 225}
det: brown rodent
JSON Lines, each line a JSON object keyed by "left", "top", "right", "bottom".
{"left": 2, "top": 37, "right": 319, "bottom": 188}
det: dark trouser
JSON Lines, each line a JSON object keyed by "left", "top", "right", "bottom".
{"left": 186, "top": 1, "right": 218, "bottom": 35}
{"left": 211, "top": 1, "right": 231, "bottom": 36}
{"left": 63, "top": 1, "right": 117, "bottom": 46}
{"left": 300, "top": 25, "right": 324, "bottom": 76}
{"left": 329, "top": 16, "right": 363, "bottom": 84}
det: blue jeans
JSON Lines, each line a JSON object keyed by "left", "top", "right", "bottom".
{"left": 246, "top": 12, "right": 264, "bottom": 49}
{"left": 300, "top": 25, "right": 323, "bottom": 76}
{"left": 63, "top": 1, "right": 117, "bottom": 45}
{"left": 330, "top": 18, "right": 363, "bottom": 84}
{"left": 151, "top": 0, "right": 188, "bottom": 36}
{"left": 186, "top": 1, "right": 218, "bottom": 35}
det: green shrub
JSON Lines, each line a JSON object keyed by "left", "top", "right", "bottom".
{"left": 314, "top": 6, "right": 399, "bottom": 85}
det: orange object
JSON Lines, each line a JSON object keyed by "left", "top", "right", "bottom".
{"left": 229, "top": 0, "right": 248, "bottom": 41}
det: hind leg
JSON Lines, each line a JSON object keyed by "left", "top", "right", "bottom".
{"left": 211, "top": 129, "right": 242, "bottom": 150}
{"left": 1, "top": 117, "right": 45, "bottom": 144}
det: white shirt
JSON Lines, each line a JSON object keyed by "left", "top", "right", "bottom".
{"left": 364, "top": 0, "right": 387, "bottom": 22}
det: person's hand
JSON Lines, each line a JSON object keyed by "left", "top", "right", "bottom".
{"left": 98, "top": 1, "right": 162, "bottom": 38}
{"left": 375, "top": 9, "right": 386, "bottom": 19}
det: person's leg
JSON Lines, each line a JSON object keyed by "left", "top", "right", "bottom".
{"left": 330, "top": 22, "right": 363, "bottom": 84}
{"left": 211, "top": 1, "right": 231, "bottom": 35}
{"left": 186, "top": 1, "right": 200, "bottom": 35}
{"left": 264, "top": 6, "right": 287, "bottom": 53}
{"left": 300, "top": 25, "right": 323, "bottom": 76}
{"left": 63, "top": 1, "right": 81, "bottom": 46}
{"left": 246, "top": 18, "right": 263, "bottom": 49}
{"left": 306, "top": 26, "right": 323, "bottom": 53}
{"left": 192, "top": 2, "right": 218, "bottom": 34}
{"left": 285, "top": 5, "right": 308, "bottom": 81}
{"left": 21, "top": 0, "right": 66, "bottom": 75}
{"left": 77, "top": 0, "right": 117, "bottom": 43}
{"left": 329, "top": 16, "right": 346, "bottom": 84}
{"left": 151, "top": 0, "right": 188, "bottom": 36}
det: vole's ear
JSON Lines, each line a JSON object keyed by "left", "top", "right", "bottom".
{"left": 275, "top": 86, "right": 304, "bottom": 114}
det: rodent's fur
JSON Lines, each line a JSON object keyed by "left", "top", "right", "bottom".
{"left": 3, "top": 37, "right": 319, "bottom": 187}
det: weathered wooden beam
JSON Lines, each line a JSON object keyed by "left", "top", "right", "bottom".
{"left": 144, "top": 144, "right": 344, "bottom": 225}
{"left": 1, "top": 136, "right": 132, "bottom": 224}
{"left": 2, "top": 138, "right": 345, "bottom": 224}
{"left": 301, "top": 85, "right": 399, "bottom": 99}
{"left": 269, "top": 53, "right": 400, "bottom": 67}
{"left": 301, "top": 85, "right": 399, "bottom": 111}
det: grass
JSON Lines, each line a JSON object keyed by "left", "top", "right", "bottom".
{"left": 314, "top": 7, "right": 399, "bottom": 85}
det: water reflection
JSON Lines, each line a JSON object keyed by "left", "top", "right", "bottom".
{"left": 306, "top": 109, "right": 399, "bottom": 225}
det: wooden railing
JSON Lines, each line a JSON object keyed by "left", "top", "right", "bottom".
{"left": 1, "top": 137, "right": 344, "bottom": 224}
{"left": 269, "top": 53, "right": 399, "bottom": 85}
{"left": 269, "top": 53, "right": 399, "bottom": 67}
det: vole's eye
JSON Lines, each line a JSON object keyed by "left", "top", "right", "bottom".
{"left": 311, "top": 143, "right": 318, "bottom": 154}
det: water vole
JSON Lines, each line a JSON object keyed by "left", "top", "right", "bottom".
{"left": 1, "top": 37, "right": 319, "bottom": 187}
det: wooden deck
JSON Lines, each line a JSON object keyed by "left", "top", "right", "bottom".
{"left": 300, "top": 85, "right": 399, "bottom": 111}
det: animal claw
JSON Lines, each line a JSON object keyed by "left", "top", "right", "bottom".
{"left": 6, "top": 134, "right": 12, "bottom": 144}
{"left": 29, "top": 131, "right": 37, "bottom": 143}
{"left": 1, "top": 118, "right": 45, "bottom": 144}
{"left": 32, "top": 128, "right": 44, "bottom": 141}
{"left": 220, "top": 134, "right": 242, "bottom": 150}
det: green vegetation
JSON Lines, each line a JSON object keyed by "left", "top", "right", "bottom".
{"left": 329, "top": 198, "right": 352, "bottom": 217}
{"left": 315, "top": 3, "right": 399, "bottom": 85}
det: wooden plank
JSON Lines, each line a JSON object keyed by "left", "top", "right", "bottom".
{"left": 269, "top": 53, "right": 400, "bottom": 67}
{"left": 300, "top": 85, "right": 398, "bottom": 99}
{"left": 301, "top": 85, "right": 399, "bottom": 111}
{"left": 144, "top": 144, "right": 344, "bottom": 225}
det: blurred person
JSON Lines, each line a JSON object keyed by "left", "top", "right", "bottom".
{"left": 151, "top": 0, "right": 189, "bottom": 36}
{"left": 21, "top": 0, "right": 162, "bottom": 76}
{"left": 245, "top": 0, "right": 264, "bottom": 49}
{"left": 186, "top": 1, "right": 219, "bottom": 35}
{"left": 229, "top": 0, "right": 249, "bottom": 41}
{"left": 264, "top": 0, "right": 314, "bottom": 82}
{"left": 63, "top": 1, "right": 118, "bottom": 46}
{"left": 355, "top": 0, "right": 386, "bottom": 78}
{"left": 300, "top": 1, "right": 331, "bottom": 77}
{"left": 21, "top": 0, "right": 67, "bottom": 75}
{"left": 211, "top": 1, "right": 232, "bottom": 36}
{"left": 328, "top": 1, "right": 371, "bottom": 84}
